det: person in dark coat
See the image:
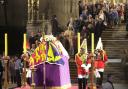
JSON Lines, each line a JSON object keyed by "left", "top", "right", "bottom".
{"left": 9, "top": 57, "right": 16, "bottom": 84}
{"left": 102, "top": 74, "right": 114, "bottom": 89}
{"left": 51, "top": 15, "right": 59, "bottom": 36}
{"left": 94, "top": 18, "right": 106, "bottom": 43}
{"left": 15, "top": 56, "right": 22, "bottom": 87}
{"left": 29, "top": 32, "right": 35, "bottom": 49}
{"left": 78, "top": 1, "right": 83, "bottom": 17}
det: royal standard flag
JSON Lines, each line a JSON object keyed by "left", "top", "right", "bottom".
{"left": 29, "top": 41, "right": 64, "bottom": 67}
{"left": 29, "top": 42, "right": 47, "bottom": 66}
{"left": 47, "top": 42, "right": 64, "bottom": 65}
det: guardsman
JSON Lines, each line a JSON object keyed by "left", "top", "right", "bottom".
{"left": 75, "top": 48, "right": 91, "bottom": 89}
{"left": 94, "top": 49, "right": 108, "bottom": 87}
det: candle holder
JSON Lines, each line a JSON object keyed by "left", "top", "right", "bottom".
{"left": 3, "top": 56, "right": 9, "bottom": 89}
{"left": 88, "top": 83, "right": 97, "bottom": 89}
{"left": 89, "top": 53, "right": 97, "bottom": 89}
{"left": 21, "top": 53, "right": 29, "bottom": 86}
{"left": 31, "top": 67, "right": 36, "bottom": 89}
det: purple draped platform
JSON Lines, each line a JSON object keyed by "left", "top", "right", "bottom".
{"left": 34, "top": 56, "right": 71, "bottom": 87}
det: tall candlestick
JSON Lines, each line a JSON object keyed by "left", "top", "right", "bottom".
{"left": 91, "top": 33, "right": 94, "bottom": 53}
{"left": 77, "top": 32, "right": 80, "bottom": 53}
{"left": 4, "top": 33, "right": 8, "bottom": 89}
{"left": 90, "top": 33, "right": 95, "bottom": 89}
{"left": 5, "top": 33, "right": 8, "bottom": 56}
{"left": 23, "top": 33, "right": 27, "bottom": 53}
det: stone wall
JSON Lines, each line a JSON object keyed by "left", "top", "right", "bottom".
{"left": 39, "top": 0, "right": 79, "bottom": 27}
{"left": 0, "top": 0, "right": 79, "bottom": 28}
{"left": 0, "top": 0, "right": 27, "bottom": 27}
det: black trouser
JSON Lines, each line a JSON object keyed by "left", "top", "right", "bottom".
{"left": 27, "top": 78, "right": 31, "bottom": 85}
{"left": 96, "top": 72, "right": 103, "bottom": 86}
{"left": 11, "top": 75, "right": 16, "bottom": 84}
{"left": 16, "top": 69, "right": 21, "bottom": 87}
{"left": 78, "top": 78, "right": 87, "bottom": 89}
{"left": 0, "top": 76, "right": 2, "bottom": 89}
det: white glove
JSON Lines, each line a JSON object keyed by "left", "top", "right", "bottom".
{"left": 81, "top": 64, "right": 89, "bottom": 71}
{"left": 85, "top": 64, "right": 91, "bottom": 72}
{"left": 81, "top": 64, "right": 86, "bottom": 68}
{"left": 94, "top": 69, "right": 101, "bottom": 78}
{"left": 85, "top": 67, "right": 89, "bottom": 72}
{"left": 86, "top": 64, "right": 91, "bottom": 69}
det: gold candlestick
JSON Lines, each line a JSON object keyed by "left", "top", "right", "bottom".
{"left": 22, "top": 33, "right": 27, "bottom": 86}
{"left": 23, "top": 33, "right": 27, "bottom": 53}
{"left": 22, "top": 54, "right": 27, "bottom": 86}
{"left": 31, "top": 67, "right": 36, "bottom": 89}
{"left": 5, "top": 33, "right": 8, "bottom": 56}
{"left": 3, "top": 56, "right": 9, "bottom": 89}
{"left": 4, "top": 33, "right": 9, "bottom": 89}
{"left": 77, "top": 32, "right": 80, "bottom": 53}
{"left": 90, "top": 33, "right": 96, "bottom": 89}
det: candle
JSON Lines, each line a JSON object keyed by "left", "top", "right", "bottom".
{"left": 77, "top": 32, "right": 80, "bottom": 53}
{"left": 5, "top": 33, "right": 8, "bottom": 56}
{"left": 23, "top": 33, "right": 27, "bottom": 53}
{"left": 91, "top": 33, "right": 94, "bottom": 53}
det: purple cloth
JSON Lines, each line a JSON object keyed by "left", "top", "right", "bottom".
{"left": 34, "top": 56, "right": 71, "bottom": 87}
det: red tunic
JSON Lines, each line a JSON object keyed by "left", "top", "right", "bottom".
{"left": 75, "top": 54, "right": 86, "bottom": 75}
{"left": 75, "top": 54, "right": 91, "bottom": 75}
{"left": 94, "top": 52, "right": 108, "bottom": 70}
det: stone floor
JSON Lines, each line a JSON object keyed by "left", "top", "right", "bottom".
{"left": 70, "top": 83, "right": 128, "bottom": 89}
{"left": 5, "top": 83, "right": 128, "bottom": 89}
{"left": 113, "top": 84, "right": 128, "bottom": 89}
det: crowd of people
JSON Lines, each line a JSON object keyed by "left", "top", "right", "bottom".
{"left": 0, "top": 55, "right": 23, "bottom": 88}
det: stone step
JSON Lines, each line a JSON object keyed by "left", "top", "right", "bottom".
{"left": 102, "top": 37, "right": 128, "bottom": 40}
{"left": 103, "top": 63, "right": 127, "bottom": 83}
{"left": 102, "top": 41, "right": 128, "bottom": 47}
{"left": 102, "top": 30, "right": 127, "bottom": 33}
{"left": 106, "top": 51, "right": 122, "bottom": 54}
{"left": 104, "top": 46, "right": 128, "bottom": 49}
{"left": 108, "top": 56, "right": 122, "bottom": 59}
{"left": 102, "top": 39, "right": 128, "bottom": 42}
{"left": 70, "top": 23, "right": 128, "bottom": 83}
{"left": 102, "top": 33, "right": 128, "bottom": 36}
{"left": 105, "top": 48, "right": 123, "bottom": 51}
{"left": 101, "top": 28, "right": 128, "bottom": 39}
{"left": 107, "top": 59, "right": 121, "bottom": 63}
{"left": 108, "top": 56, "right": 121, "bottom": 59}
{"left": 106, "top": 25, "right": 126, "bottom": 31}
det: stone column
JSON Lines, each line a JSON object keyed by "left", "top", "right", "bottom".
{"left": 33, "top": 0, "right": 39, "bottom": 22}
{"left": 27, "top": 0, "right": 40, "bottom": 22}
{"left": 27, "top": 0, "right": 42, "bottom": 36}
{"left": 99, "top": 0, "right": 104, "bottom": 4}
{"left": 66, "top": 0, "right": 70, "bottom": 18}
{"left": 64, "top": 0, "right": 68, "bottom": 22}
{"left": 123, "top": 0, "right": 126, "bottom": 3}
{"left": 21, "top": 54, "right": 29, "bottom": 86}
{"left": 28, "top": 0, "right": 32, "bottom": 22}
{"left": 83, "top": 0, "right": 88, "bottom": 5}
{"left": 75, "top": 0, "right": 79, "bottom": 18}
{"left": 92, "top": 0, "right": 96, "bottom": 4}
{"left": 111, "top": 0, "right": 115, "bottom": 4}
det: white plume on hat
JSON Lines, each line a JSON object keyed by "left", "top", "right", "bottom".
{"left": 96, "top": 37, "right": 103, "bottom": 50}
